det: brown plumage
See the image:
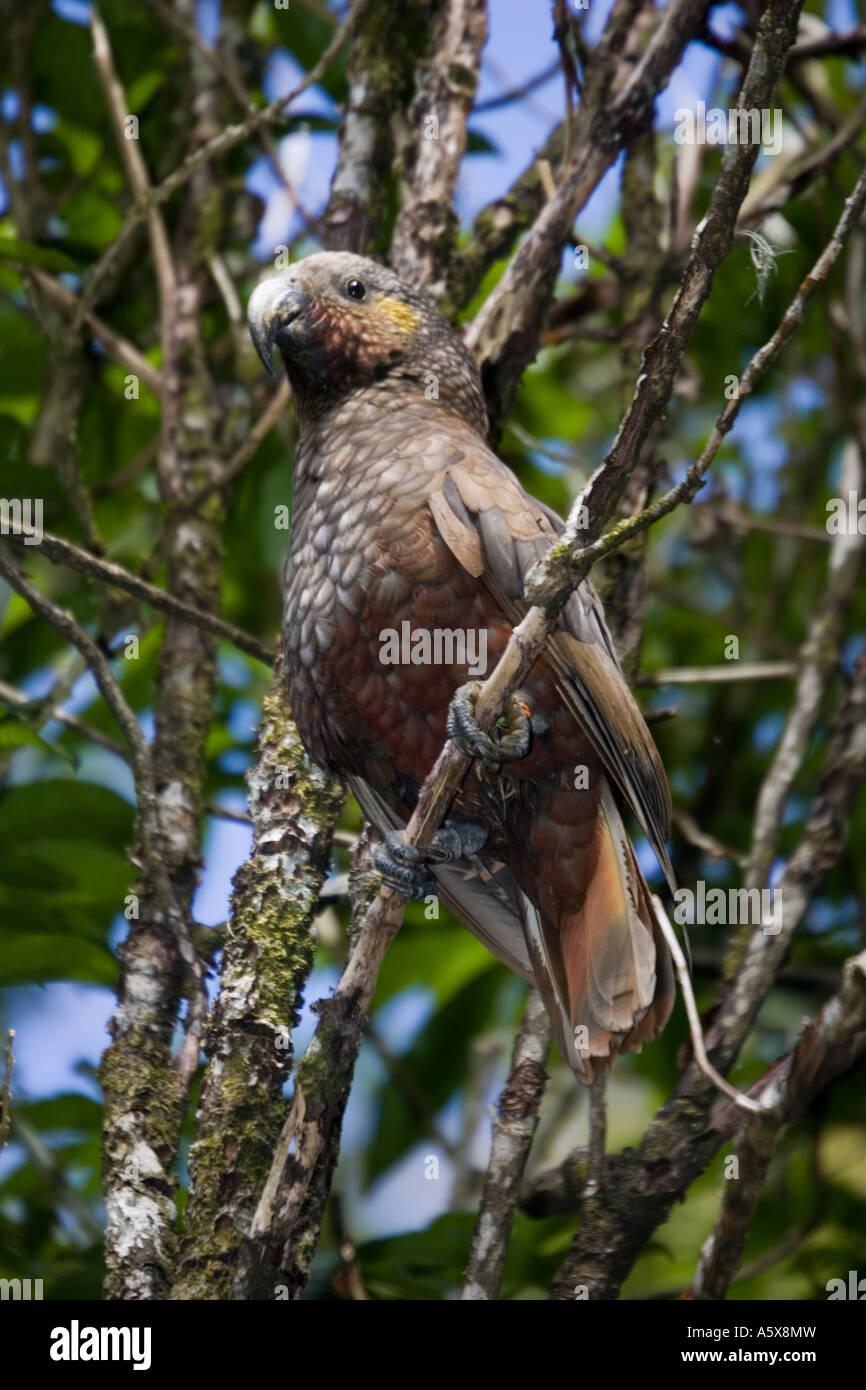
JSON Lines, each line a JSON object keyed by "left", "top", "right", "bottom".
{"left": 248, "top": 251, "right": 675, "bottom": 1082}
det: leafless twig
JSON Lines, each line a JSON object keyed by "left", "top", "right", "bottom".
{"left": 462, "top": 989, "right": 551, "bottom": 1300}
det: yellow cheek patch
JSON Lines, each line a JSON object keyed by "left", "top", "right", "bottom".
{"left": 375, "top": 295, "right": 422, "bottom": 336}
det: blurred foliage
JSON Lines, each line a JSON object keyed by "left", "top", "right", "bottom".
{"left": 0, "top": 0, "right": 864, "bottom": 1302}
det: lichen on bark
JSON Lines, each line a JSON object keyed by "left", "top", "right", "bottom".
{"left": 173, "top": 657, "right": 343, "bottom": 1300}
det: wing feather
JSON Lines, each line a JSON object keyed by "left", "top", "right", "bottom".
{"left": 426, "top": 448, "right": 674, "bottom": 889}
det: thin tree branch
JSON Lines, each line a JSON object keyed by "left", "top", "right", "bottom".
{"left": 444, "top": 119, "right": 567, "bottom": 314}
{"left": 0, "top": 550, "right": 151, "bottom": 770}
{"left": 651, "top": 896, "right": 762, "bottom": 1112}
{"left": 526, "top": 153, "right": 866, "bottom": 603}
{"left": 691, "top": 1107, "right": 782, "bottom": 1300}
{"left": 461, "top": 989, "right": 551, "bottom": 1300}
{"left": 389, "top": 0, "right": 488, "bottom": 294}
{"left": 702, "top": 498, "right": 831, "bottom": 544}
{"left": 76, "top": 1, "right": 361, "bottom": 323}
{"left": 638, "top": 662, "right": 799, "bottom": 685}
{"left": 0, "top": 548, "right": 209, "bottom": 1106}
{"left": 526, "top": 0, "right": 812, "bottom": 598}
{"left": 465, "top": 0, "right": 713, "bottom": 435}
{"left": 745, "top": 442, "right": 865, "bottom": 894}
{"left": 24, "top": 269, "right": 164, "bottom": 398}
{"left": 142, "top": 0, "right": 320, "bottom": 233}
{"left": 693, "top": 940, "right": 866, "bottom": 1299}
{"left": 0, "top": 553, "right": 207, "bottom": 1043}
{"left": 90, "top": 7, "right": 177, "bottom": 339}
{"left": 321, "top": 0, "right": 419, "bottom": 254}
{"left": 0, "top": 1030, "right": 14, "bottom": 1156}
{"left": 0, "top": 676, "right": 127, "bottom": 758}
{"left": 474, "top": 59, "right": 560, "bottom": 113}
{"left": 12, "top": 1115, "right": 104, "bottom": 1243}
{"left": 182, "top": 378, "right": 291, "bottom": 513}
{"left": 673, "top": 808, "right": 746, "bottom": 866}
{"left": 2, "top": 524, "right": 274, "bottom": 666}
{"left": 738, "top": 92, "right": 866, "bottom": 230}
{"left": 706, "top": 651, "right": 866, "bottom": 1077}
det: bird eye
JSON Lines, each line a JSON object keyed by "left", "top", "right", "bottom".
{"left": 345, "top": 278, "right": 366, "bottom": 301}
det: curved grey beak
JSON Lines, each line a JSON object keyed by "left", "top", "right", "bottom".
{"left": 247, "top": 275, "right": 306, "bottom": 377}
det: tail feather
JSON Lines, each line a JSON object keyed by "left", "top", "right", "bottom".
{"left": 349, "top": 771, "right": 674, "bottom": 1087}
{"left": 518, "top": 782, "right": 673, "bottom": 1084}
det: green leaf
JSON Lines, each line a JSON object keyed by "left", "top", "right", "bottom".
{"left": 14, "top": 1094, "right": 102, "bottom": 1135}
{"left": 357, "top": 1213, "right": 476, "bottom": 1300}
{"left": 0, "top": 932, "right": 116, "bottom": 987}
{"left": 0, "top": 780, "right": 134, "bottom": 845}
{"left": 0, "top": 715, "right": 61, "bottom": 760}
{"left": 0, "top": 237, "right": 80, "bottom": 274}
{"left": 366, "top": 966, "right": 504, "bottom": 1181}
{"left": 0, "top": 783, "right": 133, "bottom": 980}
{"left": 373, "top": 918, "right": 493, "bottom": 1008}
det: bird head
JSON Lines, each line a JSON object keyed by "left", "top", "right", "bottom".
{"left": 247, "top": 251, "right": 487, "bottom": 432}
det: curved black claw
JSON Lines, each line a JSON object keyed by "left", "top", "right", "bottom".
{"left": 447, "top": 680, "right": 531, "bottom": 768}
{"left": 372, "top": 838, "right": 436, "bottom": 899}
{"left": 372, "top": 820, "right": 489, "bottom": 899}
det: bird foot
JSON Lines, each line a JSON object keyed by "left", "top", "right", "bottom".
{"left": 372, "top": 820, "right": 488, "bottom": 899}
{"left": 447, "top": 680, "right": 531, "bottom": 770}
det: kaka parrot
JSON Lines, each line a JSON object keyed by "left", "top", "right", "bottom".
{"left": 248, "top": 251, "right": 675, "bottom": 1083}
